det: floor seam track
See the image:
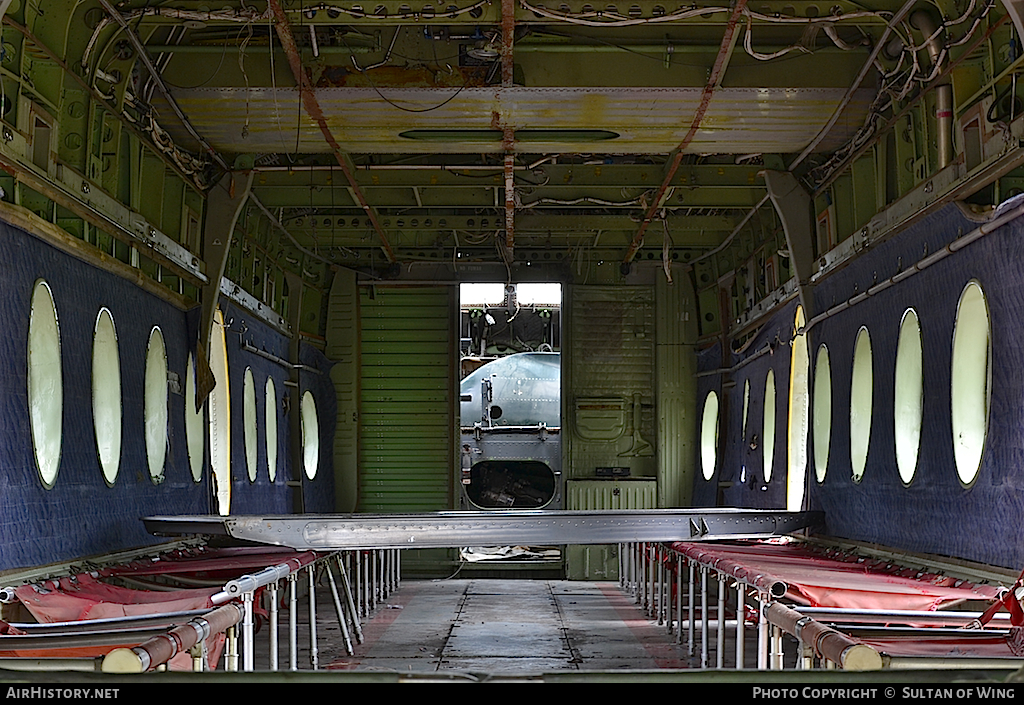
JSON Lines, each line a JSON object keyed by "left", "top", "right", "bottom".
{"left": 549, "top": 581, "right": 583, "bottom": 669}
{"left": 434, "top": 579, "right": 471, "bottom": 671}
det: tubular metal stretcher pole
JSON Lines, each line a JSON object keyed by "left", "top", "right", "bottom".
{"left": 371, "top": 550, "right": 378, "bottom": 612}
{"left": 687, "top": 561, "right": 695, "bottom": 656}
{"left": 757, "top": 592, "right": 768, "bottom": 670}
{"left": 308, "top": 564, "right": 319, "bottom": 670}
{"left": 676, "top": 556, "right": 683, "bottom": 645}
{"left": 632, "top": 543, "right": 638, "bottom": 602}
{"left": 288, "top": 573, "right": 298, "bottom": 671}
{"left": 637, "top": 543, "right": 645, "bottom": 608}
{"left": 716, "top": 574, "right": 726, "bottom": 668}
{"left": 226, "top": 625, "right": 238, "bottom": 671}
{"left": 242, "top": 591, "right": 254, "bottom": 671}
{"left": 665, "top": 550, "right": 671, "bottom": 628}
{"left": 656, "top": 545, "right": 663, "bottom": 625}
{"left": 337, "top": 553, "right": 364, "bottom": 643}
{"left": 618, "top": 543, "right": 624, "bottom": 591}
{"left": 269, "top": 581, "right": 279, "bottom": 671}
{"left": 652, "top": 544, "right": 658, "bottom": 617}
{"left": 700, "top": 566, "right": 709, "bottom": 668}
{"left": 326, "top": 559, "right": 354, "bottom": 655}
{"left": 736, "top": 582, "right": 745, "bottom": 669}
{"left": 633, "top": 543, "right": 640, "bottom": 600}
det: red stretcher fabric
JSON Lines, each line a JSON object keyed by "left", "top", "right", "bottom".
{"left": 102, "top": 546, "right": 318, "bottom": 581}
{"left": 857, "top": 634, "right": 1014, "bottom": 659}
{"left": 15, "top": 574, "right": 219, "bottom": 621}
{"left": 13, "top": 573, "right": 223, "bottom": 670}
{"left": 9, "top": 547, "right": 323, "bottom": 669}
{"left": 669, "top": 541, "right": 1003, "bottom": 612}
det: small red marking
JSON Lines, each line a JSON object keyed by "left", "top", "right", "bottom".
{"left": 325, "top": 585, "right": 418, "bottom": 670}
{"left": 598, "top": 583, "right": 691, "bottom": 669}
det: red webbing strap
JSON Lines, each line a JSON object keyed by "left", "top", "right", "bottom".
{"left": 973, "top": 567, "right": 1024, "bottom": 628}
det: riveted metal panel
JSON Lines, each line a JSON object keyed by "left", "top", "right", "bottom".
{"left": 326, "top": 269, "right": 360, "bottom": 512}
{"left": 171, "top": 87, "right": 873, "bottom": 155}
{"left": 566, "top": 286, "right": 656, "bottom": 481}
{"left": 564, "top": 285, "right": 656, "bottom": 578}
{"left": 358, "top": 287, "right": 455, "bottom": 512}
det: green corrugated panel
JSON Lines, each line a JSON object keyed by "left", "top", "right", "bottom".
{"left": 565, "top": 479, "right": 657, "bottom": 579}
{"left": 565, "top": 479, "right": 658, "bottom": 510}
{"left": 358, "top": 287, "right": 454, "bottom": 513}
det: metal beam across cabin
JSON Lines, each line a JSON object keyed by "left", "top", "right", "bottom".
{"left": 144, "top": 509, "right": 823, "bottom": 550}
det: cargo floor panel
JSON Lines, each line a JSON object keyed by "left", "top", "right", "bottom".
{"left": 324, "top": 579, "right": 692, "bottom": 673}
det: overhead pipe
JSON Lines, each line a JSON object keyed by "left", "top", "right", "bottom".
{"left": 911, "top": 10, "right": 953, "bottom": 170}
{"left": 815, "top": 13, "right": 1008, "bottom": 195}
{"left": 101, "top": 603, "right": 243, "bottom": 673}
{"left": 764, "top": 601, "right": 882, "bottom": 671}
{"left": 788, "top": 0, "right": 919, "bottom": 172}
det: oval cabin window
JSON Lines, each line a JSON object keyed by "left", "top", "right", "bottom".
{"left": 302, "top": 390, "right": 319, "bottom": 480}
{"left": 763, "top": 369, "right": 776, "bottom": 483}
{"left": 951, "top": 281, "right": 991, "bottom": 486}
{"left": 243, "top": 367, "right": 258, "bottom": 483}
{"left": 266, "top": 377, "right": 278, "bottom": 483}
{"left": 813, "top": 344, "right": 831, "bottom": 484}
{"left": 93, "top": 308, "right": 121, "bottom": 486}
{"left": 895, "top": 309, "right": 923, "bottom": 485}
{"left": 787, "top": 306, "right": 810, "bottom": 510}
{"left": 850, "top": 327, "right": 873, "bottom": 483}
{"left": 145, "top": 327, "right": 168, "bottom": 484}
{"left": 28, "top": 280, "right": 62, "bottom": 488}
{"left": 209, "top": 310, "right": 231, "bottom": 515}
{"left": 700, "top": 390, "right": 719, "bottom": 481}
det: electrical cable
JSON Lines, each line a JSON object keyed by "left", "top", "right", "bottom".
{"left": 788, "top": 0, "right": 921, "bottom": 173}
{"left": 340, "top": 29, "right": 479, "bottom": 114}
{"left": 808, "top": 0, "right": 996, "bottom": 187}
{"left": 289, "top": 1, "right": 490, "bottom": 22}
{"left": 358, "top": 71, "right": 474, "bottom": 113}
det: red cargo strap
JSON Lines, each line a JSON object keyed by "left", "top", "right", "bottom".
{"left": 972, "top": 567, "right": 1024, "bottom": 628}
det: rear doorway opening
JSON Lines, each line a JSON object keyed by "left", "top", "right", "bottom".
{"left": 458, "top": 282, "right": 562, "bottom": 570}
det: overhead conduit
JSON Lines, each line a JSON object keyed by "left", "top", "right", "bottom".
{"left": 910, "top": 10, "right": 953, "bottom": 170}
{"left": 698, "top": 196, "right": 1024, "bottom": 378}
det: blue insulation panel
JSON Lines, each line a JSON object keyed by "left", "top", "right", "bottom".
{"left": 693, "top": 203, "right": 1024, "bottom": 569}
{"left": 0, "top": 221, "right": 334, "bottom": 571}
